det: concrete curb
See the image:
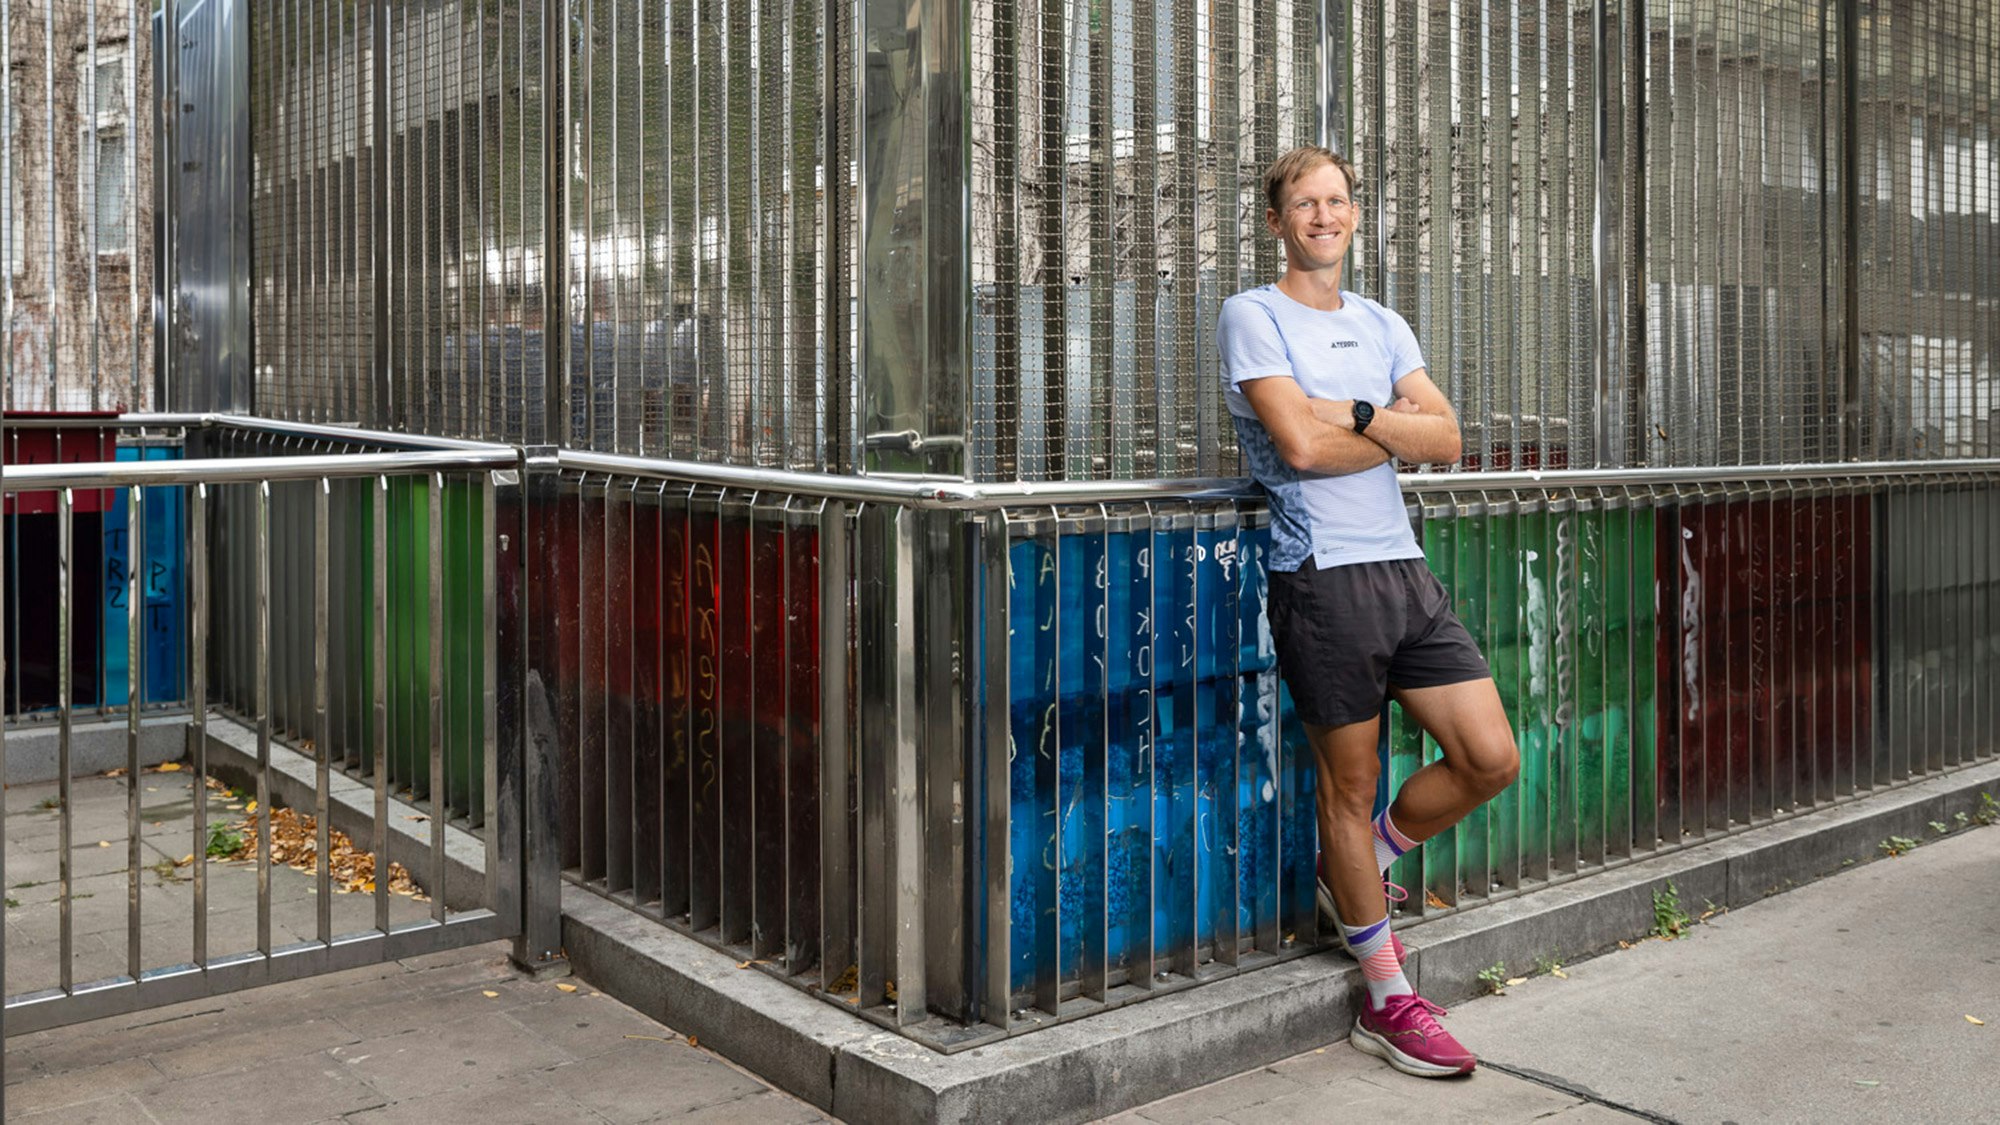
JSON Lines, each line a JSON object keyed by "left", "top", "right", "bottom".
{"left": 3, "top": 713, "right": 186, "bottom": 784}
{"left": 561, "top": 761, "right": 2000, "bottom": 1124}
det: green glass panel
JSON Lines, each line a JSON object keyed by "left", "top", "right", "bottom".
{"left": 1574, "top": 503, "right": 1607, "bottom": 867}
{"left": 1485, "top": 508, "right": 1522, "bottom": 889}
{"left": 1449, "top": 508, "right": 1489, "bottom": 899}
{"left": 1630, "top": 501, "right": 1658, "bottom": 849}
{"left": 1516, "top": 506, "right": 1554, "bottom": 880}
{"left": 1600, "top": 500, "right": 1633, "bottom": 857}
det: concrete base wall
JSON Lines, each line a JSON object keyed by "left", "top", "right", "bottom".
{"left": 562, "top": 759, "right": 2000, "bottom": 1124}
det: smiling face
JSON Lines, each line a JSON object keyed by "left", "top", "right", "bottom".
{"left": 1266, "top": 159, "right": 1358, "bottom": 280}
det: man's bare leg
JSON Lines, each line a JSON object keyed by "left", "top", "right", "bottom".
{"left": 1380, "top": 677, "right": 1519, "bottom": 842}
{"left": 1308, "top": 716, "right": 1396, "bottom": 926}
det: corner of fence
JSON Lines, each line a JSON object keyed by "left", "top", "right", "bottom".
{"left": 507, "top": 446, "right": 569, "bottom": 978}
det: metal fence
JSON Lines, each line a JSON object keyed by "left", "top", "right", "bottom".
{"left": 540, "top": 451, "right": 1999, "bottom": 1049}
{"left": 0, "top": 417, "right": 551, "bottom": 1036}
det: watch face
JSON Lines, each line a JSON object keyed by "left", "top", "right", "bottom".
{"left": 1354, "top": 400, "right": 1374, "bottom": 431}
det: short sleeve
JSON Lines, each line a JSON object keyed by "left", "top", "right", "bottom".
{"left": 1386, "top": 309, "right": 1426, "bottom": 380}
{"left": 1218, "top": 296, "right": 1295, "bottom": 389}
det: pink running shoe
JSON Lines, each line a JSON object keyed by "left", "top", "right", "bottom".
{"left": 1317, "top": 877, "right": 1408, "bottom": 966}
{"left": 1351, "top": 993, "right": 1477, "bottom": 1078}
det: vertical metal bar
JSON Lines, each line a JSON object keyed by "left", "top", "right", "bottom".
{"left": 374, "top": 475, "right": 391, "bottom": 932}
{"left": 818, "top": 500, "right": 852, "bottom": 992}
{"left": 370, "top": 0, "right": 392, "bottom": 425}
{"left": 127, "top": 485, "right": 145, "bottom": 977}
{"left": 1034, "top": 511, "right": 1059, "bottom": 1014}
{"left": 256, "top": 482, "right": 272, "bottom": 955}
{"left": 484, "top": 467, "right": 502, "bottom": 916}
{"left": 544, "top": 0, "right": 572, "bottom": 445}
{"left": 315, "top": 478, "right": 332, "bottom": 941}
{"left": 430, "top": 472, "right": 447, "bottom": 922}
{"left": 981, "top": 510, "right": 1010, "bottom": 1026}
{"left": 892, "top": 507, "right": 925, "bottom": 1025}
{"left": 192, "top": 483, "right": 209, "bottom": 964}
{"left": 59, "top": 489, "right": 74, "bottom": 991}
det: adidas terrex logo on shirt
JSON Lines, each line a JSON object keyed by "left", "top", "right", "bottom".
{"left": 1331, "top": 339, "right": 1361, "bottom": 348}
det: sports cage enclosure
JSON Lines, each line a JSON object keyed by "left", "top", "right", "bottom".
{"left": 0, "top": 0, "right": 1995, "bottom": 1051}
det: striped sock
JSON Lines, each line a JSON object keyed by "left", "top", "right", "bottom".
{"left": 1335, "top": 912, "right": 1414, "bottom": 1009}
{"left": 1373, "top": 807, "right": 1419, "bottom": 875}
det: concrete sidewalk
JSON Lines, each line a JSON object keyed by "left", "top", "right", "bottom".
{"left": 3, "top": 940, "right": 830, "bottom": 1123}
{"left": 1111, "top": 818, "right": 2000, "bottom": 1125}
{"left": 8, "top": 776, "right": 1994, "bottom": 1123}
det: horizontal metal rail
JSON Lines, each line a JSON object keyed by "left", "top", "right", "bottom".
{"left": 556, "top": 449, "right": 2000, "bottom": 508}
{"left": 3, "top": 449, "right": 518, "bottom": 491}
{"left": 2, "top": 412, "right": 515, "bottom": 454}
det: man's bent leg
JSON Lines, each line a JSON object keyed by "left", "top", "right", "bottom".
{"left": 1382, "top": 677, "right": 1520, "bottom": 843}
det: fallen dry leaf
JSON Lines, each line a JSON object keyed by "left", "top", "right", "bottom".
{"left": 687, "top": 1035, "right": 698, "bottom": 1048}
{"left": 1505, "top": 977, "right": 1528, "bottom": 988}
{"left": 176, "top": 854, "right": 195, "bottom": 866}
{"left": 105, "top": 767, "right": 129, "bottom": 778}
{"left": 1550, "top": 968, "right": 1568, "bottom": 980}
{"left": 1968, "top": 1015, "right": 1986, "bottom": 1026}
{"left": 555, "top": 982, "right": 579, "bottom": 993}
{"left": 155, "top": 762, "right": 183, "bottom": 772}
{"left": 623, "top": 1034, "right": 671, "bottom": 1043}
{"left": 246, "top": 801, "right": 259, "bottom": 814}
{"left": 1425, "top": 890, "right": 1450, "bottom": 909}
{"left": 97, "top": 841, "right": 111, "bottom": 848}
{"left": 211, "top": 806, "right": 428, "bottom": 901}
{"left": 482, "top": 990, "right": 499, "bottom": 998}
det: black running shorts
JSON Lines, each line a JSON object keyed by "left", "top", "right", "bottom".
{"left": 1265, "top": 556, "right": 1491, "bottom": 728}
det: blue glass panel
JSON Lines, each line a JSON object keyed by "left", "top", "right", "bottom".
{"left": 103, "top": 445, "right": 187, "bottom": 707}
{"left": 1234, "top": 522, "right": 1279, "bottom": 940}
{"left": 1007, "top": 535, "right": 1058, "bottom": 994}
{"left": 1056, "top": 529, "right": 1106, "bottom": 985}
{"left": 1151, "top": 518, "right": 1196, "bottom": 966}
{"left": 1103, "top": 526, "right": 1151, "bottom": 973}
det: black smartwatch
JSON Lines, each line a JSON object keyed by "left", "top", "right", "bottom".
{"left": 1352, "top": 399, "right": 1376, "bottom": 435}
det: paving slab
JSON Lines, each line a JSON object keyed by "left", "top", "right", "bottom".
{"left": 1442, "top": 821, "right": 2000, "bottom": 1125}
{"left": 2, "top": 938, "right": 829, "bottom": 1124}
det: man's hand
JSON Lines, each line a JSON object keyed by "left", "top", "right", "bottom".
{"left": 1353, "top": 370, "right": 1463, "bottom": 465}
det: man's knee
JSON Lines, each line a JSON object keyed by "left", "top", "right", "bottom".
{"left": 1316, "top": 762, "right": 1380, "bottom": 821}
{"left": 1464, "top": 733, "right": 1520, "bottom": 799}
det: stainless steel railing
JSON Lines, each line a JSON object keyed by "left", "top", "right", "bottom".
{"left": 0, "top": 433, "right": 537, "bottom": 1034}
{"left": 545, "top": 452, "right": 2000, "bottom": 1051}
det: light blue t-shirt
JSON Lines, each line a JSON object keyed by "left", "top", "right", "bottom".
{"left": 1219, "top": 284, "right": 1427, "bottom": 572}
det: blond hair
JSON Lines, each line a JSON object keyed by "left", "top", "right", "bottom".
{"left": 1263, "top": 146, "right": 1358, "bottom": 214}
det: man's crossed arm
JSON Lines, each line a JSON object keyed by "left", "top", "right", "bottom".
{"left": 1239, "top": 368, "right": 1462, "bottom": 475}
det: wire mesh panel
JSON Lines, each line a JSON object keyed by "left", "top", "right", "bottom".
{"left": 968, "top": 0, "right": 1317, "bottom": 481}
{"left": 1, "top": 0, "right": 154, "bottom": 412}
{"left": 1348, "top": 0, "right": 1597, "bottom": 471}
{"left": 248, "top": 0, "right": 549, "bottom": 441}
{"left": 1855, "top": 0, "right": 1996, "bottom": 463}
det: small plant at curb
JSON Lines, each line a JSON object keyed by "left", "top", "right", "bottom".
{"left": 1930, "top": 820, "right": 1950, "bottom": 835}
{"left": 1477, "top": 962, "right": 1509, "bottom": 995}
{"left": 36, "top": 796, "right": 60, "bottom": 812}
{"left": 1879, "top": 835, "right": 1919, "bottom": 858}
{"left": 1975, "top": 793, "right": 2000, "bottom": 827}
{"left": 1651, "top": 881, "right": 1693, "bottom": 940}
{"left": 1533, "top": 951, "right": 1565, "bottom": 977}
{"left": 1956, "top": 811, "right": 1972, "bottom": 829}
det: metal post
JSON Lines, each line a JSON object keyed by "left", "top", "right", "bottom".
{"left": 514, "top": 451, "right": 567, "bottom": 972}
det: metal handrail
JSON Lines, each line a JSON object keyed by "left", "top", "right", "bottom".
{"left": 1, "top": 411, "right": 513, "bottom": 454}
{"left": 2, "top": 449, "right": 517, "bottom": 492}
{"left": 558, "top": 449, "right": 2000, "bottom": 508}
